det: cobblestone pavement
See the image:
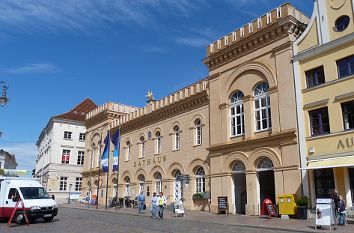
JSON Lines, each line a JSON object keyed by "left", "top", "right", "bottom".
{"left": 1, "top": 206, "right": 352, "bottom": 233}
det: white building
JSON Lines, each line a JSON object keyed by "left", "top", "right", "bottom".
{"left": 35, "top": 98, "right": 97, "bottom": 203}
{"left": 0, "top": 149, "right": 17, "bottom": 169}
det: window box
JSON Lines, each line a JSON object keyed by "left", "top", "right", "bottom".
{"left": 192, "top": 192, "right": 210, "bottom": 200}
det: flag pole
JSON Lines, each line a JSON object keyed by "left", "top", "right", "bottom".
{"left": 105, "top": 128, "right": 111, "bottom": 210}
{"left": 115, "top": 128, "right": 120, "bottom": 200}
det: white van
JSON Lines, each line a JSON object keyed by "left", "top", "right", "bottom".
{"left": 0, "top": 177, "right": 58, "bottom": 223}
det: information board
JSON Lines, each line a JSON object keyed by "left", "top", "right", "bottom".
{"left": 315, "top": 198, "right": 335, "bottom": 228}
{"left": 218, "top": 196, "right": 228, "bottom": 215}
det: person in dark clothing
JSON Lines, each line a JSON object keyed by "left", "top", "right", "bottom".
{"left": 337, "top": 195, "right": 346, "bottom": 225}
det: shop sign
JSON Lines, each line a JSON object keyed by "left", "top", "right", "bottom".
{"left": 133, "top": 155, "right": 167, "bottom": 168}
{"left": 337, "top": 137, "right": 354, "bottom": 149}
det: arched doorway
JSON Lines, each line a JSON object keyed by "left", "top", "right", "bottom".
{"left": 232, "top": 161, "right": 246, "bottom": 214}
{"left": 257, "top": 157, "right": 275, "bottom": 206}
{"left": 173, "top": 170, "right": 182, "bottom": 202}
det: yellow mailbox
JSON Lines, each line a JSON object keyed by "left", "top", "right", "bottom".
{"left": 278, "top": 194, "right": 297, "bottom": 215}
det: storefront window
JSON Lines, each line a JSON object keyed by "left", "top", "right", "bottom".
{"left": 314, "top": 169, "right": 335, "bottom": 198}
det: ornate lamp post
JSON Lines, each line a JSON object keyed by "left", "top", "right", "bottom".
{"left": 0, "top": 81, "right": 9, "bottom": 107}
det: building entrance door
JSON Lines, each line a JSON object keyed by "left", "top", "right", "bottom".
{"left": 232, "top": 160, "right": 247, "bottom": 214}
{"left": 256, "top": 157, "right": 275, "bottom": 207}
{"left": 233, "top": 173, "right": 246, "bottom": 214}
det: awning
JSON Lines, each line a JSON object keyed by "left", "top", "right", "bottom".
{"left": 300, "top": 156, "right": 354, "bottom": 170}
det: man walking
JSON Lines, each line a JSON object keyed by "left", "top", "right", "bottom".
{"left": 137, "top": 191, "right": 145, "bottom": 214}
{"left": 150, "top": 192, "right": 158, "bottom": 218}
{"left": 157, "top": 192, "right": 167, "bottom": 219}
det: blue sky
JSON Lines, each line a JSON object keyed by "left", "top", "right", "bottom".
{"left": 0, "top": 0, "right": 313, "bottom": 170}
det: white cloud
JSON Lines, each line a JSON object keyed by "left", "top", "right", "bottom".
{"left": 175, "top": 36, "right": 210, "bottom": 47}
{"left": 1, "top": 142, "right": 37, "bottom": 170}
{"left": 174, "top": 26, "right": 219, "bottom": 47}
{"left": 5, "top": 63, "right": 59, "bottom": 74}
{"left": 0, "top": 0, "right": 205, "bottom": 34}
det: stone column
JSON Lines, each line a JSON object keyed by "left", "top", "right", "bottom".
{"left": 245, "top": 171, "right": 259, "bottom": 215}
{"left": 269, "top": 86, "right": 280, "bottom": 134}
{"left": 243, "top": 95, "right": 255, "bottom": 139}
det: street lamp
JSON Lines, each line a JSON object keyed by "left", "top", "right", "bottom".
{"left": 0, "top": 81, "right": 9, "bottom": 107}
{"left": 68, "top": 183, "right": 72, "bottom": 204}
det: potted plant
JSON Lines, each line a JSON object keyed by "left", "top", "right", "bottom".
{"left": 296, "top": 196, "right": 309, "bottom": 220}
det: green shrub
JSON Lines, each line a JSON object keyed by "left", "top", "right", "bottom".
{"left": 296, "top": 196, "right": 309, "bottom": 207}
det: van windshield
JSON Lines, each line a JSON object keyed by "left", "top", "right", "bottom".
{"left": 20, "top": 187, "right": 51, "bottom": 199}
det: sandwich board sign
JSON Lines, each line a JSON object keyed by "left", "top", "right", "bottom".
{"left": 315, "top": 198, "right": 336, "bottom": 230}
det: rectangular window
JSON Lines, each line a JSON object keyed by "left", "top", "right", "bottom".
{"left": 79, "top": 133, "right": 85, "bottom": 141}
{"left": 175, "top": 132, "right": 180, "bottom": 150}
{"left": 196, "top": 126, "right": 202, "bottom": 145}
{"left": 196, "top": 177, "right": 205, "bottom": 193}
{"left": 77, "top": 151, "right": 84, "bottom": 165}
{"left": 309, "top": 107, "right": 330, "bottom": 136}
{"left": 64, "top": 131, "right": 72, "bottom": 140}
{"left": 75, "top": 177, "right": 82, "bottom": 191}
{"left": 306, "top": 66, "right": 325, "bottom": 88}
{"left": 342, "top": 100, "right": 354, "bottom": 130}
{"left": 60, "top": 177, "right": 68, "bottom": 191}
{"left": 337, "top": 55, "right": 354, "bottom": 79}
{"left": 62, "top": 149, "right": 70, "bottom": 164}
{"left": 125, "top": 145, "right": 130, "bottom": 161}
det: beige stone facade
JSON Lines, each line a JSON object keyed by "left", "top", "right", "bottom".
{"left": 81, "top": 102, "right": 138, "bottom": 205}
{"left": 82, "top": 3, "right": 311, "bottom": 215}
{"left": 204, "top": 3, "right": 308, "bottom": 215}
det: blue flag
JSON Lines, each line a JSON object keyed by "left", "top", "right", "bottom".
{"left": 111, "top": 129, "right": 120, "bottom": 172}
{"left": 101, "top": 132, "right": 110, "bottom": 173}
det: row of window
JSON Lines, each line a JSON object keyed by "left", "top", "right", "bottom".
{"left": 309, "top": 100, "right": 354, "bottom": 136}
{"left": 124, "top": 119, "right": 203, "bottom": 161}
{"left": 306, "top": 54, "right": 354, "bottom": 88}
{"left": 123, "top": 167, "right": 206, "bottom": 196}
{"left": 61, "top": 150, "right": 85, "bottom": 165}
{"left": 230, "top": 82, "right": 272, "bottom": 137}
{"left": 64, "top": 131, "right": 86, "bottom": 141}
{"left": 59, "top": 177, "right": 82, "bottom": 191}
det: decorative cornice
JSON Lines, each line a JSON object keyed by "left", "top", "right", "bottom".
{"left": 207, "top": 129, "right": 297, "bottom": 153}
{"left": 120, "top": 91, "right": 209, "bottom": 135}
{"left": 203, "top": 3, "right": 309, "bottom": 72}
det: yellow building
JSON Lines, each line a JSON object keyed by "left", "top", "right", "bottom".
{"left": 293, "top": 0, "right": 354, "bottom": 207}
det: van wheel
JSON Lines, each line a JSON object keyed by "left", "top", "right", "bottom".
{"left": 15, "top": 213, "right": 24, "bottom": 224}
{"left": 43, "top": 216, "right": 54, "bottom": 222}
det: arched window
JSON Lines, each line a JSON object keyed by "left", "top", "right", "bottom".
{"left": 138, "top": 174, "right": 145, "bottom": 192}
{"left": 195, "top": 167, "right": 205, "bottom": 193}
{"left": 173, "top": 125, "right": 180, "bottom": 150}
{"left": 139, "top": 136, "right": 145, "bottom": 158}
{"left": 232, "top": 161, "right": 246, "bottom": 172}
{"left": 257, "top": 157, "right": 274, "bottom": 170}
{"left": 230, "top": 91, "right": 245, "bottom": 136}
{"left": 125, "top": 141, "right": 131, "bottom": 161}
{"left": 124, "top": 176, "right": 131, "bottom": 196}
{"left": 254, "top": 83, "right": 271, "bottom": 131}
{"left": 154, "top": 172, "right": 162, "bottom": 193}
{"left": 174, "top": 169, "right": 182, "bottom": 179}
{"left": 155, "top": 131, "right": 161, "bottom": 154}
{"left": 195, "top": 119, "right": 202, "bottom": 145}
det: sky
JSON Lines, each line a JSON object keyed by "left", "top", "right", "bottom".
{"left": 0, "top": 0, "right": 313, "bottom": 170}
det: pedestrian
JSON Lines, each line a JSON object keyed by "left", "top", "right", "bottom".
{"left": 157, "top": 192, "right": 167, "bottom": 219}
{"left": 337, "top": 195, "right": 346, "bottom": 225}
{"left": 332, "top": 189, "right": 340, "bottom": 224}
{"left": 137, "top": 191, "right": 145, "bottom": 214}
{"left": 150, "top": 192, "right": 158, "bottom": 219}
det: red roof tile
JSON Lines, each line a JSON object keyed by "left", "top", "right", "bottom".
{"left": 53, "top": 98, "right": 97, "bottom": 122}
